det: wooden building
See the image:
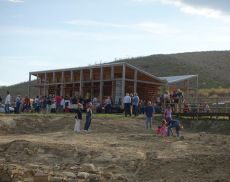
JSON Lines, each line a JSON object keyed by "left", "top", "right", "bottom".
{"left": 28, "top": 62, "right": 164, "bottom": 103}
{"left": 159, "top": 75, "right": 199, "bottom": 101}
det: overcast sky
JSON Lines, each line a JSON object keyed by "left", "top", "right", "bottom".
{"left": 1, "top": 0, "right": 230, "bottom": 86}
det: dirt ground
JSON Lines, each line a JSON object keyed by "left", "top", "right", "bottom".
{"left": 0, "top": 114, "right": 230, "bottom": 182}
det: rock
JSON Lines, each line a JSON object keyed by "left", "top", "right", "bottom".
{"left": 70, "top": 166, "right": 80, "bottom": 171}
{"left": 145, "top": 152, "right": 157, "bottom": 160}
{"left": 27, "top": 164, "right": 40, "bottom": 169}
{"left": 49, "top": 176, "right": 64, "bottom": 182}
{"left": 62, "top": 171, "right": 76, "bottom": 178}
{"left": 199, "top": 132, "right": 206, "bottom": 137}
{"left": 0, "top": 158, "right": 6, "bottom": 163}
{"left": 86, "top": 174, "right": 101, "bottom": 182}
{"left": 95, "top": 153, "right": 113, "bottom": 163}
{"left": 113, "top": 174, "right": 129, "bottom": 182}
{"left": 5, "top": 154, "right": 12, "bottom": 162}
{"left": 0, "top": 166, "right": 12, "bottom": 182}
{"left": 23, "top": 178, "right": 33, "bottom": 182}
{"left": 0, "top": 147, "right": 4, "bottom": 152}
{"left": 11, "top": 167, "right": 24, "bottom": 178}
{"left": 24, "top": 168, "right": 34, "bottom": 177}
{"left": 37, "top": 148, "right": 45, "bottom": 154}
{"left": 80, "top": 163, "right": 98, "bottom": 173}
{"left": 33, "top": 175, "right": 49, "bottom": 182}
{"left": 78, "top": 172, "right": 90, "bottom": 179}
{"left": 24, "top": 148, "right": 34, "bottom": 155}
{"left": 101, "top": 172, "right": 113, "bottom": 179}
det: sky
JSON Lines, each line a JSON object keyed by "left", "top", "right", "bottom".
{"left": 0, "top": 0, "right": 230, "bottom": 86}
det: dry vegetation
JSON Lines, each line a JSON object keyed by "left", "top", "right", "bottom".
{"left": 199, "top": 87, "right": 230, "bottom": 97}
{"left": 119, "top": 50, "right": 230, "bottom": 88}
{"left": 0, "top": 114, "right": 230, "bottom": 182}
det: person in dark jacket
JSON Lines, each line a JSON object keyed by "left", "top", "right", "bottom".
{"left": 167, "top": 119, "right": 181, "bottom": 137}
{"left": 145, "top": 101, "right": 155, "bottom": 129}
{"left": 84, "top": 103, "right": 93, "bottom": 132}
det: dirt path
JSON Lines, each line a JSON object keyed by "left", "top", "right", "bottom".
{"left": 0, "top": 114, "right": 230, "bottom": 182}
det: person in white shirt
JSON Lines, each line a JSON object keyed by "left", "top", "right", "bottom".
{"left": 123, "top": 93, "right": 131, "bottom": 117}
{"left": 5, "top": 91, "right": 11, "bottom": 113}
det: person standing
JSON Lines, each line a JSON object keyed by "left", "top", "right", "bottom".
{"left": 84, "top": 103, "right": 93, "bottom": 132}
{"left": 145, "top": 101, "right": 155, "bottom": 129}
{"left": 55, "top": 95, "right": 62, "bottom": 113}
{"left": 177, "top": 89, "right": 184, "bottom": 113}
{"left": 34, "top": 96, "right": 40, "bottom": 113}
{"left": 15, "top": 95, "right": 21, "bottom": 114}
{"left": 74, "top": 103, "right": 83, "bottom": 133}
{"left": 46, "top": 96, "right": 52, "bottom": 113}
{"left": 105, "top": 96, "right": 112, "bottom": 113}
{"left": 164, "top": 105, "right": 172, "bottom": 123}
{"left": 133, "top": 93, "right": 139, "bottom": 116}
{"left": 123, "top": 93, "right": 131, "bottom": 117}
{"left": 4, "top": 91, "right": 11, "bottom": 113}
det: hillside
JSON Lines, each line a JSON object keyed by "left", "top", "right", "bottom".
{"left": 117, "top": 50, "right": 230, "bottom": 88}
{"left": 0, "top": 81, "right": 38, "bottom": 99}
{"left": 0, "top": 51, "right": 229, "bottom": 98}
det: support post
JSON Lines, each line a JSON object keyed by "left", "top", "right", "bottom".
{"left": 196, "top": 75, "right": 199, "bottom": 104}
{"left": 99, "top": 66, "right": 103, "bottom": 102}
{"left": 44, "top": 72, "right": 47, "bottom": 96}
{"left": 122, "top": 63, "right": 126, "bottom": 100}
{"left": 28, "top": 73, "right": 31, "bottom": 98}
{"left": 134, "top": 69, "right": 137, "bottom": 94}
{"left": 111, "top": 65, "right": 114, "bottom": 100}
{"left": 186, "top": 79, "right": 190, "bottom": 101}
{"left": 61, "top": 71, "right": 64, "bottom": 96}
{"left": 39, "top": 87, "right": 41, "bottom": 97}
{"left": 80, "top": 70, "right": 83, "bottom": 97}
{"left": 90, "top": 68, "right": 93, "bottom": 98}
{"left": 36, "top": 74, "right": 39, "bottom": 84}
{"left": 70, "top": 70, "right": 73, "bottom": 82}
{"left": 111, "top": 65, "right": 114, "bottom": 79}
{"left": 71, "top": 71, "right": 75, "bottom": 96}
{"left": 52, "top": 72, "right": 55, "bottom": 83}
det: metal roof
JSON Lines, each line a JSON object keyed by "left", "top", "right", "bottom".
{"left": 30, "top": 62, "right": 164, "bottom": 84}
{"left": 159, "top": 75, "right": 197, "bottom": 84}
{"left": 30, "top": 62, "right": 126, "bottom": 74}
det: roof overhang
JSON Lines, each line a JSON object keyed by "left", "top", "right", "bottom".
{"left": 159, "top": 75, "right": 198, "bottom": 84}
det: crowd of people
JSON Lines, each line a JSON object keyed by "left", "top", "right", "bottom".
{"left": 0, "top": 92, "right": 94, "bottom": 114}
{"left": 1, "top": 90, "right": 207, "bottom": 137}
{"left": 0, "top": 89, "right": 211, "bottom": 116}
{"left": 159, "top": 89, "right": 211, "bottom": 114}
{"left": 122, "top": 92, "right": 183, "bottom": 138}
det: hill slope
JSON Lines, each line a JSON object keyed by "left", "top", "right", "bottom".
{"left": 0, "top": 81, "right": 38, "bottom": 99}
{"left": 118, "top": 50, "right": 230, "bottom": 88}
{"left": 0, "top": 51, "right": 229, "bottom": 98}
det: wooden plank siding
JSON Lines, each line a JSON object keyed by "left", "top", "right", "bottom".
{"left": 28, "top": 62, "right": 164, "bottom": 102}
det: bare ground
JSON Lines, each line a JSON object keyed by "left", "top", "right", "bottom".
{"left": 0, "top": 114, "right": 230, "bottom": 182}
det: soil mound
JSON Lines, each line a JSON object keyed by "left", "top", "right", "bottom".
{"left": 0, "top": 115, "right": 74, "bottom": 134}
{"left": 0, "top": 115, "right": 230, "bottom": 181}
{"left": 182, "top": 119, "right": 230, "bottom": 134}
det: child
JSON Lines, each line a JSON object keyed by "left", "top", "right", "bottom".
{"left": 145, "top": 101, "right": 155, "bottom": 129}
{"left": 84, "top": 103, "right": 93, "bottom": 132}
{"left": 156, "top": 119, "right": 168, "bottom": 136}
{"left": 164, "top": 105, "right": 172, "bottom": 123}
{"left": 74, "top": 103, "right": 82, "bottom": 133}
